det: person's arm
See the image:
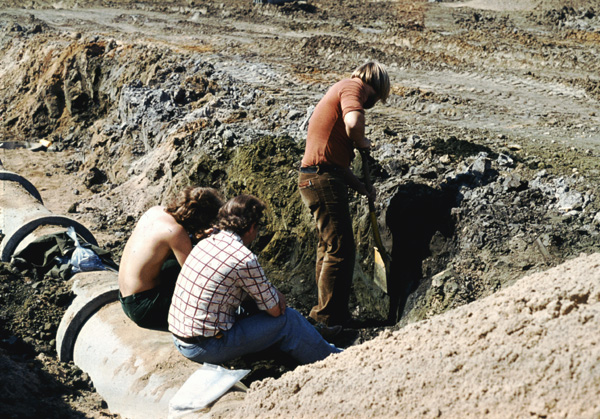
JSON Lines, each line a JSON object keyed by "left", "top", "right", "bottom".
{"left": 169, "top": 228, "right": 194, "bottom": 266}
{"left": 339, "top": 111, "right": 376, "bottom": 200}
{"left": 342, "top": 87, "right": 376, "bottom": 200}
{"left": 344, "top": 110, "right": 371, "bottom": 149}
{"left": 240, "top": 257, "right": 285, "bottom": 317}
{"left": 342, "top": 167, "right": 376, "bottom": 202}
{"left": 265, "top": 290, "right": 286, "bottom": 317}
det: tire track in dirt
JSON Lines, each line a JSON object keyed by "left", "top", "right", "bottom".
{"left": 386, "top": 65, "right": 600, "bottom": 148}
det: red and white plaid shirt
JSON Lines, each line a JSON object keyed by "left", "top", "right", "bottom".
{"left": 168, "top": 230, "right": 279, "bottom": 338}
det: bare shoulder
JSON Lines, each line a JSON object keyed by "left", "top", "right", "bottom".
{"left": 154, "top": 207, "right": 188, "bottom": 237}
{"left": 143, "top": 205, "right": 169, "bottom": 220}
{"left": 142, "top": 206, "right": 173, "bottom": 224}
{"left": 134, "top": 206, "right": 185, "bottom": 237}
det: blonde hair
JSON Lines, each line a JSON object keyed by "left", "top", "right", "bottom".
{"left": 351, "top": 61, "right": 391, "bottom": 104}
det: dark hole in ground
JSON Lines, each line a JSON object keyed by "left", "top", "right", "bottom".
{"left": 385, "top": 182, "right": 457, "bottom": 323}
{"left": 381, "top": 153, "right": 501, "bottom": 323}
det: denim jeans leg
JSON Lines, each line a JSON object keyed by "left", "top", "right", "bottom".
{"left": 268, "top": 308, "right": 342, "bottom": 364}
{"left": 173, "top": 308, "right": 341, "bottom": 365}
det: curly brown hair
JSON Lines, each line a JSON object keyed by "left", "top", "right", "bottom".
{"left": 165, "top": 187, "right": 224, "bottom": 238}
{"left": 216, "top": 194, "right": 266, "bottom": 236}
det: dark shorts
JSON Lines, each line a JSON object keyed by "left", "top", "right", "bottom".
{"left": 119, "top": 258, "right": 180, "bottom": 330}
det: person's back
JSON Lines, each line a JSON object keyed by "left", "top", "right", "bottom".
{"left": 118, "top": 206, "right": 190, "bottom": 297}
{"left": 118, "top": 187, "right": 224, "bottom": 330}
{"left": 302, "top": 78, "right": 368, "bottom": 169}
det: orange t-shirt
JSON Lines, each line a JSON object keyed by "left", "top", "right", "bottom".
{"left": 302, "top": 78, "right": 368, "bottom": 169}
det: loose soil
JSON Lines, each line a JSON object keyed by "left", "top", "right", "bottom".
{"left": 238, "top": 252, "right": 600, "bottom": 418}
{"left": 1, "top": 0, "right": 599, "bottom": 417}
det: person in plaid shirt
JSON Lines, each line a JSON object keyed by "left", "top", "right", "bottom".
{"left": 169, "top": 194, "right": 342, "bottom": 365}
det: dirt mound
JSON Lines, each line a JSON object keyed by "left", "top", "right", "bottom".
{"left": 238, "top": 252, "right": 600, "bottom": 418}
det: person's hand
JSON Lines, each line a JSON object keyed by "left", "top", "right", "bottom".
{"left": 357, "top": 182, "right": 376, "bottom": 202}
{"left": 366, "top": 183, "right": 377, "bottom": 202}
{"left": 276, "top": 290, "right": 287, "bottom": 315}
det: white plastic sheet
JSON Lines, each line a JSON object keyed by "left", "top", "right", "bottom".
{"left": 168, "top": 363, "right": 250, "bottom": 418}
{"left": 66, "top": 226, "right": 107, "bottom": 273}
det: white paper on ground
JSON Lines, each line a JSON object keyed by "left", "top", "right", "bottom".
{"left": 168, "top": 363, "right": 250, "bottom": 418}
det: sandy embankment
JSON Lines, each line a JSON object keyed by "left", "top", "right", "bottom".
{"left": 236, "top": 253, "right": 600, "bottom": 418}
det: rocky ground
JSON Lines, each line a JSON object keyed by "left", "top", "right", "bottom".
{"left": 1, "top": 0, "right": 599, "bottom": 417}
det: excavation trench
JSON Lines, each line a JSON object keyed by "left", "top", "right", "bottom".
{"left": 379, "top": 155, "right": 501, "bottom": 323}
{"left": 0, "top": 169, "right": 246, "bottom": 418}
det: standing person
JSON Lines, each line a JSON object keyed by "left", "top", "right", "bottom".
{"left": 118, "top": 187, "right": 224, "bottom": 330}
{"left": 169, "top": 194, "right": 342, "bottom": 365}
{"left": 298, "top": 61, "right": 391, "bottom": 327}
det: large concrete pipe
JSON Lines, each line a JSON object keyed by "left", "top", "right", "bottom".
{"left": 0, "top": 169, "right": 43, "bottom": 202}
{"left": 0, "top": 169, "right": 97, "bottom": 261}
{"left": 55, "top": 270, "right": 120, "bottom": 363}
{"left": 58, "top": 270, "right": 247, "bottom": 418}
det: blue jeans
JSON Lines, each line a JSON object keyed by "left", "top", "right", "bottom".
{"left": 173, "top": 308, "right": 342, "bottom": 365}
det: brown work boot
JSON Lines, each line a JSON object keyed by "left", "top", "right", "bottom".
{"left": 314, "top": 322, "right": 342, "bottom": 342}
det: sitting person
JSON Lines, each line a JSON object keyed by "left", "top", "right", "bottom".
{"left": 168, "top": 194, "right": 342, "bottom": 365}
{"left": 118, "top": 186, "right": 224, "bottom": 330}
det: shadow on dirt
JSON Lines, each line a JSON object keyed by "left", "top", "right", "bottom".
{"left": 0, "top": 330, "right": 98, "bottom": 419}
{"left": 386, "top": 182, "right": 457, "bottom": 322}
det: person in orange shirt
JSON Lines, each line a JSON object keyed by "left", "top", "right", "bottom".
{"left": 299, "top": 62, "right": 390, "bottom": 327}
